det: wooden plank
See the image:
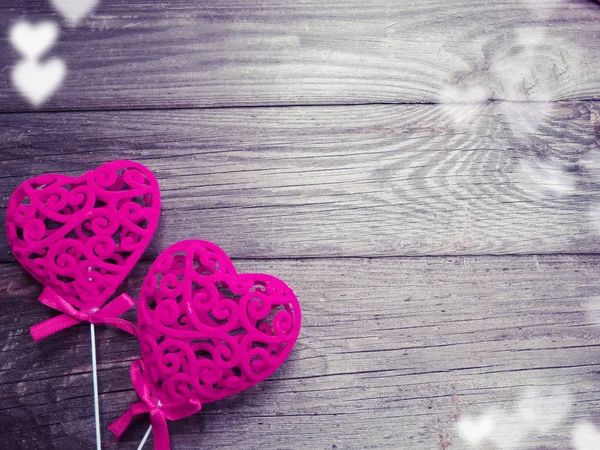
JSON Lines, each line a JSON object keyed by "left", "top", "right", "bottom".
{"left": 1, "top": 255, "right": 600, "bottom": 449}
{"left": 1, "top": 102, "right": 600, "bottom": 260}
{"left": 1, "top": 0, "right": 600, "bottom": 111}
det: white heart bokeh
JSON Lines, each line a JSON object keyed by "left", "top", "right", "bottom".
{"left": 9, "top": 21, "right": 59, "bottom": 60}
{"left": 573, "top": 422, "right": 600, "bottom": 450}
{"left": 457, "top": 414, "right": 495, "bottom": 445}
{"left": 50, "top": 0, "right": 100, "bottom": 26}
{"left": 456, "top": 387, "right": 573, "bottom": 449}
{"left": 12, "top": 59, "right": 66, "bottom": 107}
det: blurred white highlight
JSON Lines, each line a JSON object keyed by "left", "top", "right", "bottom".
{"left": 581, "top": 152, "right": 600, "bottom": 237}
{"left": 515, "top": 387, "right": 573, "bottom": 434}
{"left": 580, "top": 150, "right": 600, "bottom": 176}
{"left": 517, "top": 160, "right": 576, "bottom": 196}
{"left": 521, "top": 0, "right": 566, "bottom": 20}
{"left": 50, "top": 0, "right": 99, "bottom": 26}
{"left": 489, "top": 27, "right": 572, "bottom": 102}
{"left": 583, "top": 297, "right": 600, "bottom": 327}
{"left": 9, "top": 20, "right": 66, "bottom": 107}
{"left": 12, "top": 59, "right": 66, "bottom": 107}
{"left": 457, "top": 414, "right": 495, "bottom": 445}
{"left": 572, "top": 422, "right": 600, "bottom": 450}
{"left": 457, "top": 387, "right": 573, "bottom": 449}
{"left": 439, "top": 26, "right": 568, "bottom": 138}
{"left": 9, "top": 21, "right": 59, "bottom": 60}
{"left": 498, "top": 101, "right": 552, "bottom": 138}
{"left": 440, "top": 85, "right": 489, "bottom": 104}
{"left": 514, "top": 27, "right": 547, "bottom": 48}
{"left": 439, "top": 85, "right": 489, "bottom": 124}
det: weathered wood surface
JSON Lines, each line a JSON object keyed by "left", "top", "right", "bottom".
{"left": 1, "top": 101, "right": 599, "bottom": 260}
{"left": 2, "top": 0, "right": 600, "bottom": 449}
{"left": 1, "top": 0, "right": 600, "bottom": 111}
{"left": 1, "top": 255, "right": 600, "bottom": 449}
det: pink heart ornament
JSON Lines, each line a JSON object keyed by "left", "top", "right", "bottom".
{"left": 109, "top": 240, "right": 302, "bottom": 450}
{"left": 6, "top": 160, "right": 161, "bottom": 340}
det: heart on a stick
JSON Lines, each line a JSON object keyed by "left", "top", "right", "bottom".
{"left": 109, "top": 240, "right": 302, "bottom": 450}
{"left": 6, "top": 160, "right": 161, "bottom": 340}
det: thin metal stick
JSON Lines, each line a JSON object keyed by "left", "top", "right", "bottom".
{"left": 90, "top": 323, "right": 102, "bottom": 450}
{"left": 137, "top": 425, "right": 153, "bottom": 450}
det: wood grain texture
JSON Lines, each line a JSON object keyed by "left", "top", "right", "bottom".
{"left": 1, "top": 102, "right": 599, "bottom": 260}
{"left": 2, "top": 2, "right": 600, "bottom": 449}
{"left": 1, "top": 0, "right": 600, "bottom": 111}
{"left": 1, "top": 255, "right": 600, "bottom": 449}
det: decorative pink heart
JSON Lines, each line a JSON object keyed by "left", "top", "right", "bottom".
{"left": 109, "top": 240, "right": 302, "bottom": 450}
{"left": 6, "top": 160, "right": 161, "bottom": 340}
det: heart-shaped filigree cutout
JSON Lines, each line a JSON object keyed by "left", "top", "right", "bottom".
{"left": 6, "top": 160, "right": 161, "bottom": 339}
{"left": 109, "top": 240, "right": 301, "bottom": 449}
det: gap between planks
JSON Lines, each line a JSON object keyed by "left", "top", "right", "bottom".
{"left": 0, "top": 98, "right": 595, "bottom": 116}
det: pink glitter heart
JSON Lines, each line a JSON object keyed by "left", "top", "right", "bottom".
{"left": 6, "top": 160, "right": 161, "bottom": 340}
{"left": 109, "top": 240, "right": 302, "bottom": 450}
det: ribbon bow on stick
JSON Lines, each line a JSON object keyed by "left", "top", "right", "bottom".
{"left": 30, "top": 287, "right": 137, "bottom": 341}
{"left": 109, "top": 359, "right": 203, "bottom": 450}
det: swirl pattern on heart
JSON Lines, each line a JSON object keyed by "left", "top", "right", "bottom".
{"left": 6, "top": 160, "right": 160, "bottom": 312}
{"left": 137, "top": 240, "right": 302, "bottom": 405}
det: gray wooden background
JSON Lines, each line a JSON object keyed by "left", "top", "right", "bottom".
{"left": 1, "top": 1, "right": 600, "bottom": 449}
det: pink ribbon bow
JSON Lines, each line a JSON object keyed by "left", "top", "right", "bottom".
{"left": 29, "top": 287, "right": 137, "bottom": 341}
{"left": 108, "top": 359, "right": 203, "bottom": 450}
